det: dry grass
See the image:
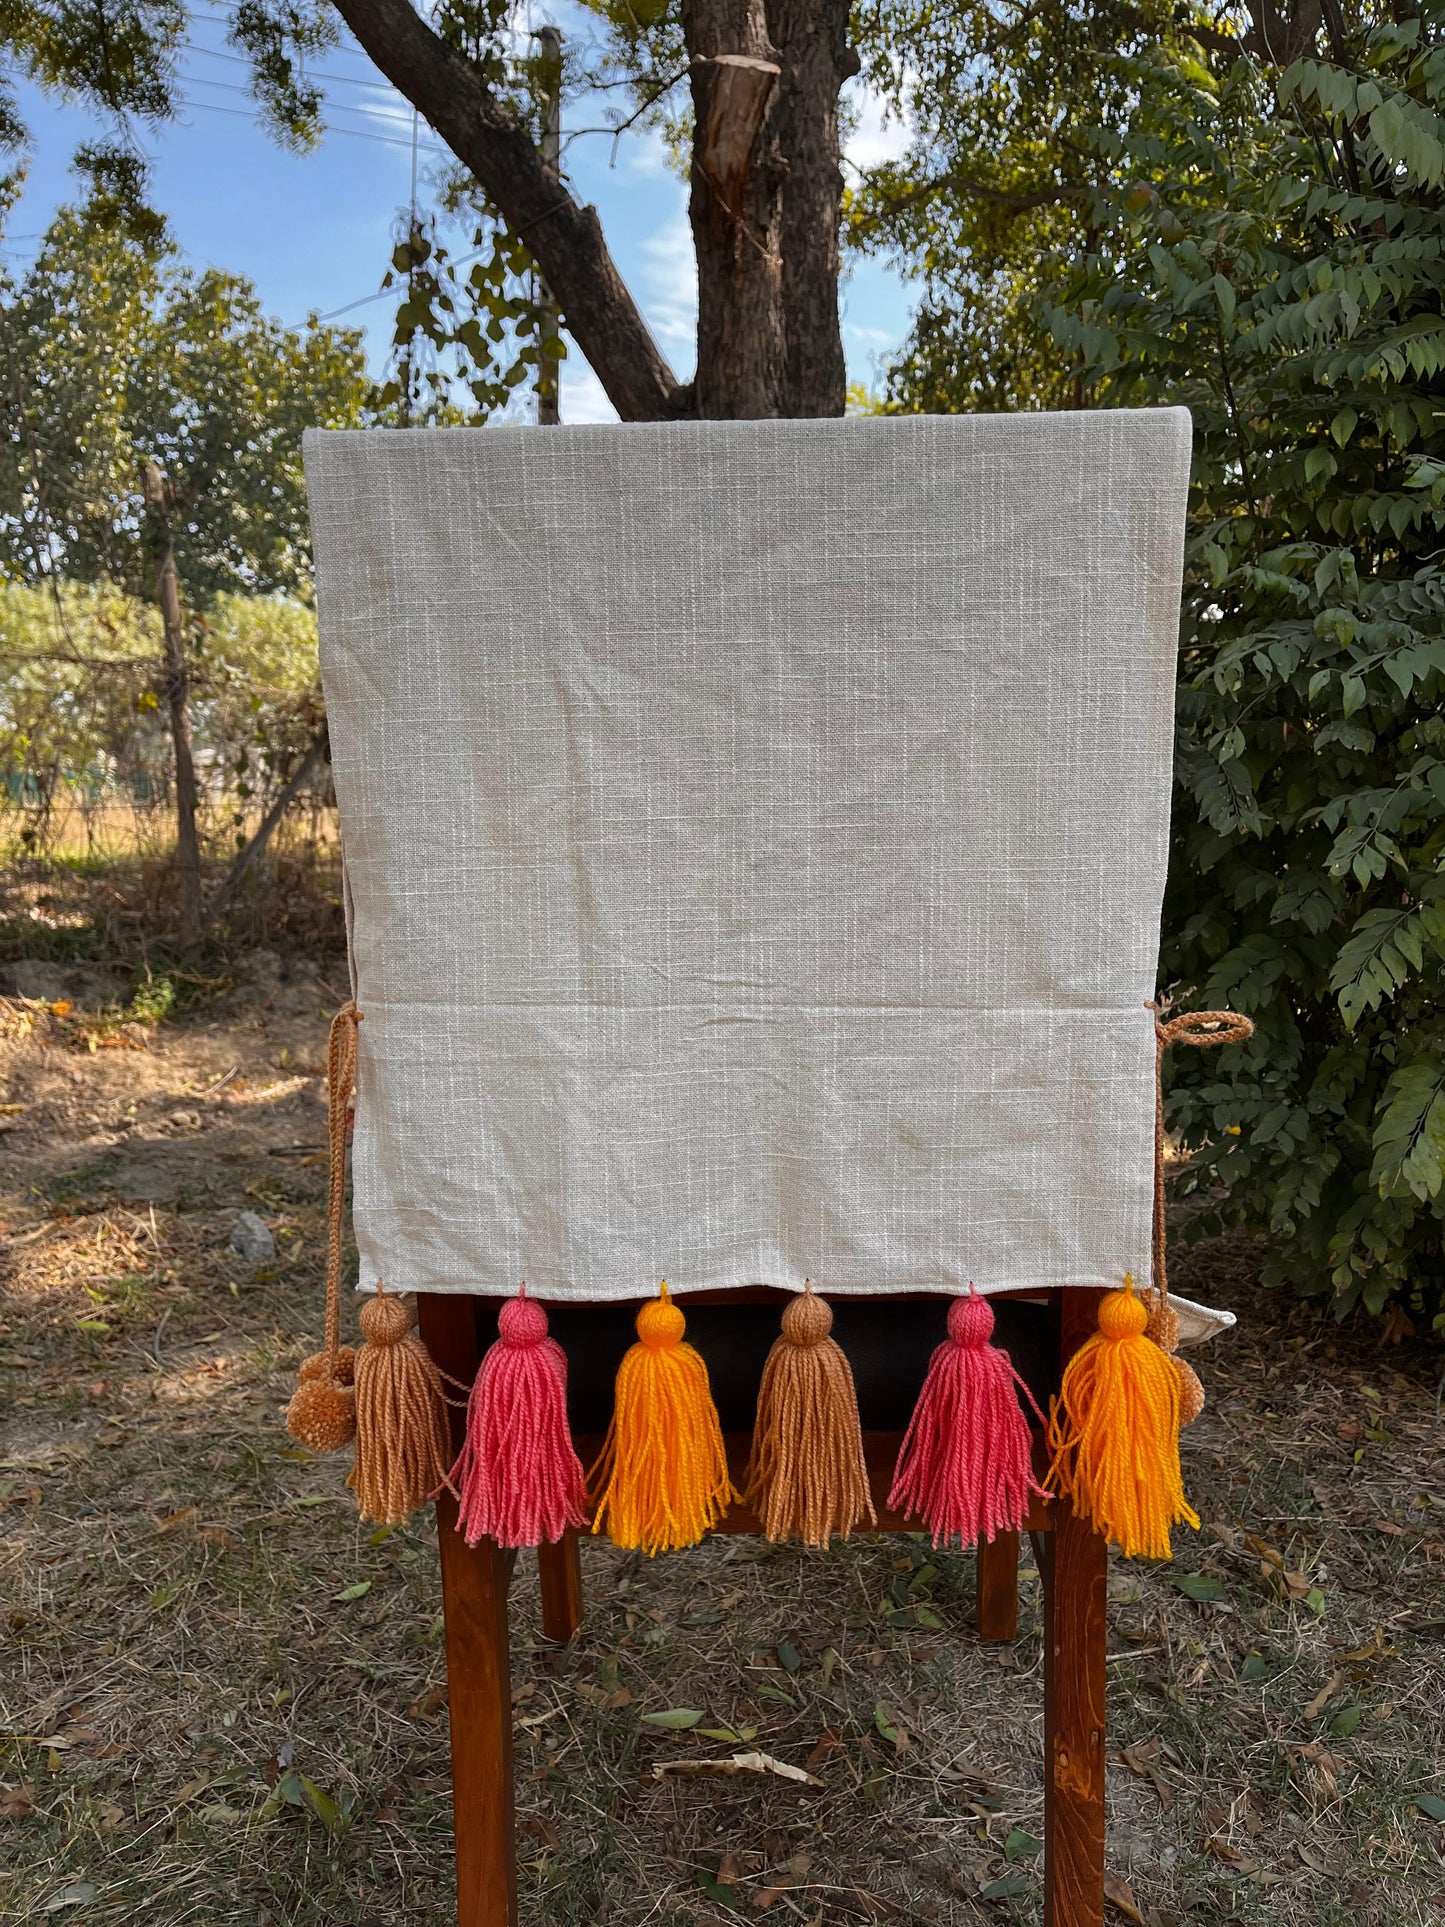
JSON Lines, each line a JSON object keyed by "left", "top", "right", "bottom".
{"left": 2, "top": 979, "right": 1444, "bottom": 1927}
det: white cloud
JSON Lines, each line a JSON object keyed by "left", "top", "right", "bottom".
{"left": 843, "top": 74, "right": 913, "bottom": 172}
{"left": 639, "top": 208, "right": 698, "bottom": 353}
{"left": 559, "top": 356, "right": 619, "bottom": 425}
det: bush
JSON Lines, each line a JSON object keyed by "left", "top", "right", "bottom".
{"left": 1039, "top": 28, "right": 1445, "bottom": 1327}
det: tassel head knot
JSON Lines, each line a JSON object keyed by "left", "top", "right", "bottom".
{"left": 636, "top": 1287, "right": 685, "bottom": 1349}
{"left": 947, "top": 1290, "right": 995, "bottom": 1348}
{"left": 498, "top": 1294, "right": 549, "bottom": 1348}
{"left": 358, "top": 1290, "right": 413, "bottom": 1348}
{"left": 781, "top": 1287, "right": 832, "bottom": 1346}
{"left": 1098, "top": 1286, "right": 1148, "bottom": 1342}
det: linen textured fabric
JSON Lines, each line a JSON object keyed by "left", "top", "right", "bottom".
{"left": 304, "top": 412, "right": 1192, "bottom": 1305}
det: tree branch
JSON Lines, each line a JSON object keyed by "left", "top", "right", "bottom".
{"left": 219, "top": 721, "right": 331, "bottom": 905}
{"left": 328, "top": 0, "right": 689, "bottom": 421}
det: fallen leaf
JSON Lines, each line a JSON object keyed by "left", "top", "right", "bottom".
{"left": 0, "top": 1782, "right": 36, "bottom": 1820}
{"left": 1119, "top": 1738, "right": 1160, "bottom": 1776}
{"left": 873, "top": 1702, "right": 909, "bottom": 1752}
{"left": 1373, "top": 1518, "right": 1406, "bottom": 1537}
{"left": 1103, "top": 1872, "right": 1144, "bottom": 1923}
{"left": 717, "top": 1850, "right": 747, "bottom": 1884}
{"left": 1302, "top": 1672, "right": 1344, "bottom": 1721}
{"left": 172, "top": 1776, "right": 211, "bottom": 1804}
{"left": 804, "top": 1729, "right": 841, "bottom": 1771}
{"left": 44, "top": 1884, "right": 96, "bottom": 1912}
{"left": 641, "top": 1707, "right": 704, "bottom": 1730}
{"left": 978, "top": 1872, "right": 1030, "bottom": 1901}
{"left": 1172, "top": 1572, "right": 1225, "bottom": 1603}
{"left": 1415, "top": 1793, "right": 1445, "bottom": 1823}
{"left": 653, "top": 1751, "right": 822, "bottom": 1787}
{"left": 1003, "top": 1828, "right": 1042, "bottom": 1861}
{"left": 332, "top": 1581, "right": 371, "bottom": 1603}
{"left": 699, "top": 1725, "right": 758, "bottom": 1744}
{"left": 406, "top": 1687, "right": 446, "bottom": 1721}
{"left": 156, "top": 1507, "right": 199, "bottom": 1533}
{"left": 776, "top": 1640, "right": 802, "bottom": 1673}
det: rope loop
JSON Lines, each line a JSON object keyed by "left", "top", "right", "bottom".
{"left": 1150, "top": 1005, "right": 1254, "bottom": 1305}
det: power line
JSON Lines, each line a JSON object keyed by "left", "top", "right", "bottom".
{"left": 180, "top": 36, "right": 409, "bottom": 100}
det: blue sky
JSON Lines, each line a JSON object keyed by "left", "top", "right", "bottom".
{"left": 3, "top": 6, "right": 918, "bottom": 422}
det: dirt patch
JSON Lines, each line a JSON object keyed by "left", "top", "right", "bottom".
{"left": 2, "top": 989, "right": 1443, "bottom": 1926}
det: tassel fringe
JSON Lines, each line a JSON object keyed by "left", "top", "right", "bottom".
{"left": 1046, "top": 1276, "right": 1198, "bottom": 1559}
{"left": 348, "top": 1285, "right": 453, "bottom": 1526}
{"left": 589, "top": 1284, "right": 734, "bottom": 1555}
{"left": 889, "top": 1289, "right": 1044, "bottom": 1548}
{"left": 452, "top": 1291, "right": 588, "bottom": 1548}
{"left": 744, "top": 1284, "right": 874, "bottom": 1548}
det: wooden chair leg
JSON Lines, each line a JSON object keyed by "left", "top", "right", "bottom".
{"left": 538, "top": 1528, "right": 583, "bottom": 1642}
{"left": 1043, "top": 1293, "right": 1108, "bottom": 1927}
{"left": 419, "top": 1294, "right": 520, "bottom": 1927}
{"left": 976, "top": 1530, "right": 1019, "bottom": 1641}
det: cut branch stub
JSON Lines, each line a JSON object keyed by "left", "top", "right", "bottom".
{"left": 695, "top": 53, "right": 781, "bottom": 212}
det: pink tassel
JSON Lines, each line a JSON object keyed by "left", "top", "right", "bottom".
{"left": 889, "top": 1289, "right": 1045, "bottom": 1548}
{"left": 451, "top": 1290, "right": 589, "bottom": 1549}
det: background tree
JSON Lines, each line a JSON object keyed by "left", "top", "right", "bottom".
{"left": 866, "top": 0, "right": 1445, "bottom": 1329}
{"left": 0, "top": 0, "right": 860, "bottom": 420}
{"left": 0, "top": 199, "right": 369, "bottom": 599}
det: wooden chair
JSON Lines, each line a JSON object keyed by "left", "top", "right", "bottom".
{"left": 416, "top": 1284, "right": 1110, "bottom": 1927}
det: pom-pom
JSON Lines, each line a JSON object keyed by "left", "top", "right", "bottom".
{"left": 744, "top": 1285, "right": 874, "bottom": 1547}
{"left": 286, "top": 1357, "right": 356, "bottom": 1454}
{"left": 1144, "top": 1287, "right": 1205, "bottom": 1428}
{"left": 348, "top": 1285, "right": 453, "bottom": 1527}
{"left": 1046, "top": 1277, "right": 1198, "bottom": 1560}
{"left": 889, "top": 1289, "right": 1043, "bottom": 1548}
{"left": 589, "top": 1283, "right": 735, "bottom": 1555}
{"left": 451, "top": 1291, "right": 589, "bottom": 1548}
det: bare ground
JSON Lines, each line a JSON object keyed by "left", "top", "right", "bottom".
{"left": 1, "top": 973, "right": 1443, "bottom": 1927}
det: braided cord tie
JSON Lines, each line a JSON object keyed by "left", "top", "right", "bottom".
{"left": 1151, "top": 1009, "right": 1255, "bottom": 1304}
{"left": 322, "top": 1000, "right": 361, "bottom": 1375}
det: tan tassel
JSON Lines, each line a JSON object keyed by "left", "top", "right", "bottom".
{"left": 285, "top": 1003, "right": 361, "bottom": 1454}
{"left": 348, "top": 1282, "right": 453, "bottom": 1526}
{"left": 744, "top": 1284, "right": 875, "bottom": 1548}
{"left": 1144, "top": 1288, "right": 1205, "bottom": 1428}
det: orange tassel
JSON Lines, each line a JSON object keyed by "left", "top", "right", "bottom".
{"left": 1046, "top": 1276, "right": 1198, "bottom": 1560}
{"left": 589, "top": 1284, "right": 735, "bottom": 1555}
{"left": 744, "top": 1284, "right": 875, "bottom": 1548}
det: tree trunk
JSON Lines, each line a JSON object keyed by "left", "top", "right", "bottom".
{"left": 685, "top": 1, "right": 785, "bottom": 417}
{"left": 141, "top": 461, "right": 203, "bottom": 948}
{"left": 768, "top": 0, "right": 857, "bottom": 416}
{"left": 328, "top": 0, "right": 858, "bottom": 424}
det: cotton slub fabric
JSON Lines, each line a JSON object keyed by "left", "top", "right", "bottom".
{"left": 303, "top": 412, "right": 1193, "bottom": 1305}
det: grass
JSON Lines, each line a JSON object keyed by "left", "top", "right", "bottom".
{"left": 2, "top": 982, "right": 1444, "bottom": 1925}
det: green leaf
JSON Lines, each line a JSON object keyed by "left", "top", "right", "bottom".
{"left": 332, "top": 1581, "right": 372, "bottom": 1603}
{"left": 1241, "top": 1653, "right": 1269, "bottom": 1682}
{"left": 698, "top": 1725, "right": 758, "bottom": 1743}
{"left": 1415, "top": 1793, "right": 1445, "bottom": 1822}
{"left": 1172, "top": 1572, "right": 1226, "bottom": 1603}
{"left": 1004, "top": 1828, "right": 1042, "bottom": 1860}
{"left": 776, "top": 1640, "right": 802, "bottom": 1673}
{"left": 1330, "top": 1703, "right": 1363, "bottom": 1736}
{"left": 640, "top": 1707, "right": 703, "bottom": 1729}
{"left": 979, "top": 1872, "right": 1031, "bottom": 1901}
{"left": 873, "top": 1702, "right": 904, "bottom": 1745}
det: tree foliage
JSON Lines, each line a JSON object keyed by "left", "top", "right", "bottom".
{"left": 0, "top": 202, "right": 369, "bottom": 601}
{"left": 871, "top": 3, "right": 1445, "bottom": 1327}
